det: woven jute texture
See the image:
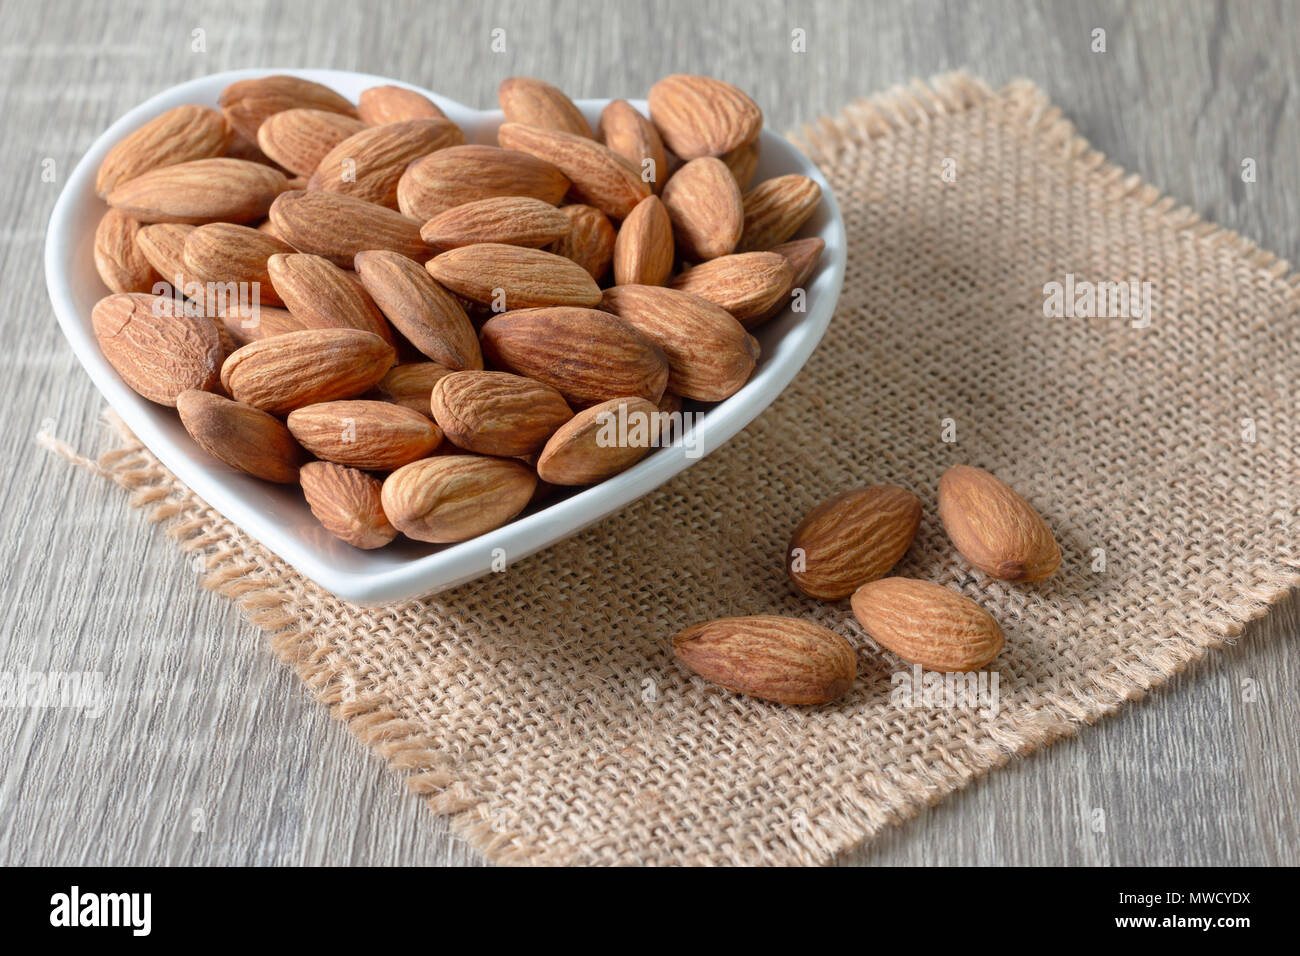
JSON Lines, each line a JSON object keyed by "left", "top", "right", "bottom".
{"left": 55, "top": 74, "right": 1300, "bottom": 865}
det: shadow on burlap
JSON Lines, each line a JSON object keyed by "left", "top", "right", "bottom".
{"left": 49, "top": 73, "right": 1300, "bottom": 865}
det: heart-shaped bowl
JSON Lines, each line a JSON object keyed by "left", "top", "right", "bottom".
{"left": 46, "top": 68, "right": 845, "bottom": 606}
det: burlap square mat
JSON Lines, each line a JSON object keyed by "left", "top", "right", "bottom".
{"left": 49, "top": 73, "right": 1300, "bottom": 865}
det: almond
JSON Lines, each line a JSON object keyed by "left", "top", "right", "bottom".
{"left": 420, "top": 196, "right": 569, "bottom": 249}
{"left": 599, "top": 285, "right": 756, "bottom": 401}
{"left": 377, "top": 361, "right": 455, "bottom": 417}
{"left": 255, "top": 108, "right": 367, "bottom": 176}
{"left": 937, "top": 465, "right": 1061, "bottom": 581}
{"left": 219, "top": 74, "right": 358, "bottom": 142}
{"left": 771, "top": 236, "right": 825, "bottom": 289}
{"left": 268, "top": 189, "right": 429, "bottom": 267}
{"left": 309, "top": 118, "right": 466, "bottom": 207}
{"left": 536, "top": 397, "right": 660, "bottom": 485}
{"left": 669, "top": 251, "right": 794, "bottom": 326}
{"left": 648, "top": 74, "right": 762, "bottom": 160}
{"left": 672, "top": 615, "right": 855, "bottom": 705}
{"left": 426, "top": 243, "right": 601, "bottom": 309}
{"left": 749, "top": 237, "right": 825, "bottom": 326}
{"left": 183, "top": 222, "right": 294, "bottom": 307}
{"left": 787, "top": 486, "right": 922, "bottom": 600}
{"left": 738, "top": 174, "right": 822, "bottom": 252}
{"left": 358, "top": 85, "right": 447, "bottom": 125}
{"left": 297, "top": 461, "right": 395, "bottom": 549}
{"left": 480, "top": 307, "right": 669, "bottom": 406}
{"left": 94, "top": 210, "right": 159, "bottom": 294}
{"left": 396, "top": 144, "right": 570, "bottom": 221}
{"left": 136, "top": 223, "right": 203, "bottom": 297}
{"left": 224, "top": 128, "right": 281, "bottom": 168}
{"left": 91, "top": 293, "right": 221, "bottom": 406}
{"left": 548, "top": 204, "right": 616, "bottom": 281}
{"left": 221, "top": 328, "right": 395, "bottom": 415}
{"left": 720, "top": 139, "right": 760, "bottom": 190}
{"left": 597, "top": 100, "right": 667, "bottom": 193}
{"left": 107, "top": 158, "right": 288, "bottom": 225}
{"left": 266, "top": 252, "right": 394, "bottom": 344}
{"left": 287, "top": 400, "right": 441, "bottom": 469}
{"left": 850, "top": 578, "right": 1004, "bottom": 672}
{"left": 381, "top": 455, "right": 537, "bottom": 543}
{"left": 96, "top": 105, "right": 234, "bottom": 197}
{"left": 659, "top": 157, "right": 743, "bottom": 261}
{"left": 216, "top": 302, "right": 305, "bottom": 345}
{"left": 430, "top": 370, "right": 572, "bottom": 457}
{"left": 498, "top": 77, "right": 593, "bottom": 137}
{"left": 613, "top": 196, "right": 674, "bottom": 286}
{"left": 497, "top": 122, "right": 650, "bottom": 219}
{"left": 354, "top": 250, "right": 482, "bottom": 370}
{"left": 176, "top": 389, "right": 304, "bottom": 482}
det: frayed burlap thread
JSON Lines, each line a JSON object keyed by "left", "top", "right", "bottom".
{"left": 48, "top": 73, "right": 1300, "bottom": 865}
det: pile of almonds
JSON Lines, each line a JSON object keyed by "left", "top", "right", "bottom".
{"left": 672, "top": 465, "right": 1062, "bottom": 705}
{"left": 89, "top": 73, "right": 824, "bottom": 549}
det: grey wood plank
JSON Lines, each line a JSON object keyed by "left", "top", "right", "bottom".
{"left": 0, "top": 0, "right": 1295, "bottom": 866}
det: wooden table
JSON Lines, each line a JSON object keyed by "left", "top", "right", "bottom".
{"left": 1, "top": 0, "right": 1295, "bottom": 865}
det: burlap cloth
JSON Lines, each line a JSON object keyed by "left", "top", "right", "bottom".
{"left": 50, "top": 73, "right": 1300, "bottom": 865}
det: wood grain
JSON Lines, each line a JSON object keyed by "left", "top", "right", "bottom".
{"left": 0, "top": 0, "right": 1296, "bottom": 865}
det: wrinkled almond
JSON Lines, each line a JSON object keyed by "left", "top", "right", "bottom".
{"left": 738, "top": 174, "right": 822, "bottom": 252}
{"left": 536, "top": 397, "right": 660, "bottom": 485}
{"left": 669, "top": 251, "right": 794, "bottom": 326}
{"left": 498, "top": 77, "right": 593, "bottom": 137}
{"left": 420, "top": 196, "right": 569, "bottom": 249}
{"left": 221, "top": 328, "right": 395, "bottom": 415}
{"left": 107, "top": 158, "right": 288, "bottom": 225}
{"left": 613, "top": 195, "right": 674, "bottom": 286}
{"left": 96, "top": 105, "right": 234, "bottom": 197}
{"left": 255, "top": 108, "right": 367, "bottom": 176}
{"left": 267, "top": 252, "right": 394, "bottom": 343}
{"left": 851, "top": 578, "right": 1004, "bottom": 672}
{"left": 660, "top": 157, "right": 743, "bottom": 261}
{"left": 787, "top": 486, "right": 923, "bottom": 600}
{"left": 183, "top": 221, "right": 294, "bottom": 307}
{"left": 287, "top": 399, "right": 442, "bottom": 469}
{"left": 268, "top": 189, "right": 429, "bottom": 267}
{"left": 548, "top": 204, "right": 616, "bottom": 281}
{"left": 497, "top": 122, "right": 650, "bottom": 219}
{"left": 299, "top": 461, "right": 397, "bottom": 549}
{"left": 597, "top": 100, "right": 667, "bottom": 193}
{"left": 427, "top": 243, "right": 601, "bottom": 309}
{"left": 358, "top": 85, "right": 447, "bottom": 125}
{"left": 94, "top": 210, "right": 160, "bottom": 294}
{"left": 648, "top": 74, "right": 762, "bottom": 160}
{"left": 937, "top": 465, "right": 1061, "bottom": 582}
{"left": 396, "top": 144, "right": 570, "bottom": 221}
{"left": 91, "top": 293, "right": 221, "bottom": 406}
{"left": 177, "top": 389, "right": 304, "bottom": 482}
{"left": 430, "top": 370, "right": 572, "bottom": 458}
{"left": 219, "top": 74, "right": 358, "bottom": 142}
{"left": 381, "top": 455, "right": 537, "bottom": 543}
{"left": 354, "top": 250, "right": 482, "bottom": 370}
{"left": 309, "top": 118, "right": 466, "bottom": 207}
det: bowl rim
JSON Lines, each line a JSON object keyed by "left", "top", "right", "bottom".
{"left": 45, "top": 67, "right": 845, "bottom": 605}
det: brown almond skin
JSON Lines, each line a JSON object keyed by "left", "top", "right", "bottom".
{"left": 613, "top": 195, "right": 674, "bottom": 286}
{"left": 268, "top": 189, "right": 430, "bottom": 267}
{"left": 738, "top": 174, "right": 822, "bottom": 252}
{"left": 720, "top": 139, "right": 760, "bottom": 190}
{"left": 358, "top": 85, "right": 447, "bottom": 125}
{"left": 851, "top": 578, "right": 1004, "bottom": 672}
{"left": 91, "top": 293, "right": 221, "bottom": 406}
{"left": 176, "top": 389, "right": 304, "bottom": 483}
{"left": 771, "top": 237, "right": 825, "bottom": 289}
{"left": 287, "top": 400, "right": 442, "bottom": 470}
{"left": 420, "top": 196, "right": 569, "bottom": 249}
{"left": 536, "top": 397, "right": 659, "bottom": 485}
{"left": 267, "top": 252, "right": 394, "bottom": 343}
{"left": 378, "top": 361, "right": 455, "bottom": 417}
{"left": 354, "top": 250, "right": 482, "bottom": 370}
{"left": 221, "top": 328, "right": 396, "bottom": 415}
{"left": 94, "top": 210, "right": 160, "bottom": 294}
{"left": 672, "top": 615, "right": 856, "bottom": 706}
{"left": 216, "top": 302, "right": 306, "bottom": 346}
{"left": 498, "top": 77, "right": 594, "bottom": 138}
{"left": 430, "top": 370, "right": 572, "bottom": 458}
{"left": 937, "top": 465, "right": 1061, "bottom": 581}
{"left": 599, "top": 285, "right": 756, "bottom": 402}
{"left": 396, "top": 144, "right": 570, "bottom": 221}
{"left": 218, "top": 74, "right": 359, "bottom": 142}
{"left": 548, "top": 204, "right": 616, "bottom": 281}
{"left": 660, "top": 157, "right": 743, "bottom": 261}
{"left": 497, "top": 122, "right": 650, "bottom": 220}
{"left": 480, "top": 307, "right": 670, "bottom": 407}
{"left": 308, "top": 118, "right": 466, "bottom": 207}
{"left": 96, "top": 105, "right": 234, "bottom": 197}
{"left": 598, "top": 100, "right": 667, "bottom": 193}
{"left": 107, "top": 158, "right": 288, "bottom": 225}
{"left": 184, "top": 222, "right": 294, "bottom": 307}
{"left": 648, "top": 74, "right": 763, "bottom": 160}
{"left": 300, "top": 461, "right": 397, "bottom": 549}
{"left": 135, "top": 223, "right": 204, "bottom": 296}
{"left": 427, "top": 243, "right": 601, "bottom": 309}
{"left": 381, "top": 455, "right": 537, "bottom": 544}
{"left": 787, "top": 486, "right": 923, "bottom": 600}
{"left": 670, "top": 251, "right": 794, "bottom": 326}
{"left": 255, "top": 108, "right": 367, "bottom": 176}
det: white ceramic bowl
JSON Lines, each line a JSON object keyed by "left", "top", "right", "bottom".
{"left": 45, "top": 68, "right": 845, "bottom": 605}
